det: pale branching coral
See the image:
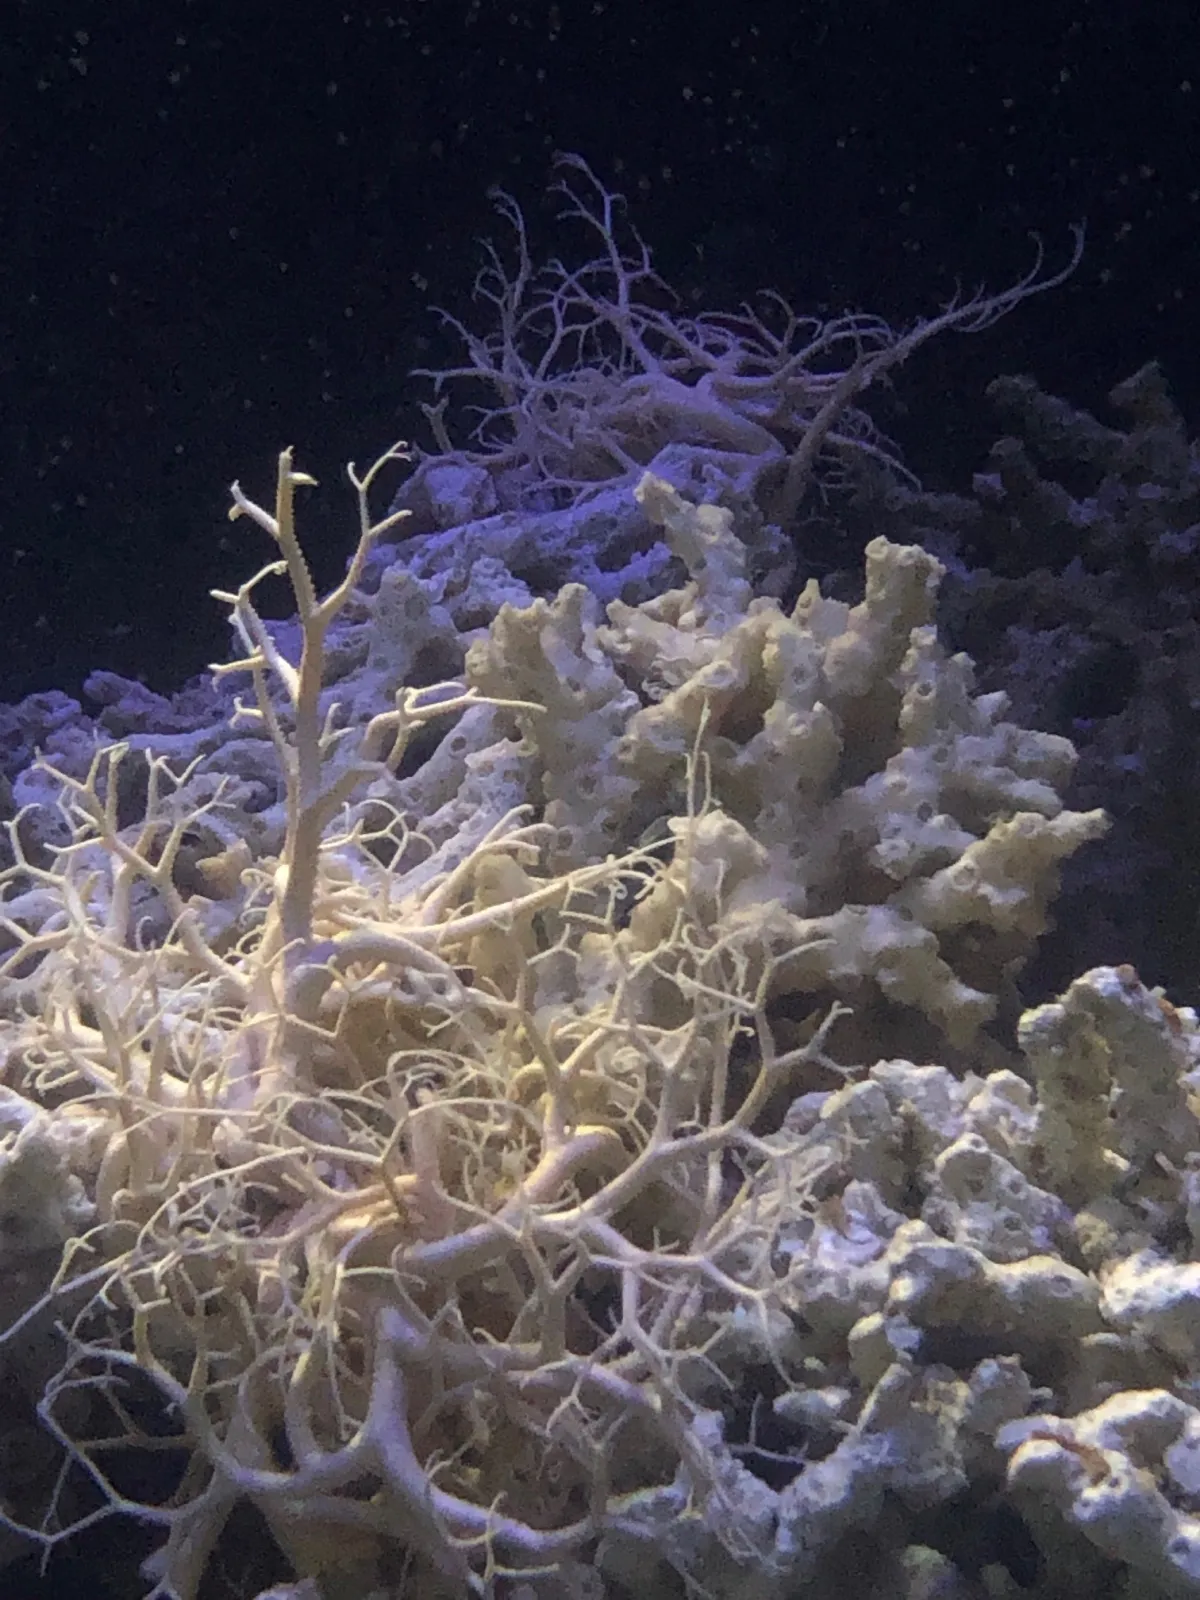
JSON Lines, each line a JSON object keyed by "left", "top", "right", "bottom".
{"left": 414, "top": 154, "right": 1083, "bottom": 527}
{"left": 0, "top": 451, "right": 853, "bottom": 1598}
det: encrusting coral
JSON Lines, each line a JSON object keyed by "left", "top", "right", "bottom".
{"left": 0, "top": 163, "right": 1198, "bottom": 1600}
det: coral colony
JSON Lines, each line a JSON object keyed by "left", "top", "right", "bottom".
{"left": 3, "top": 158, "right": 1200, "bottom": 1600}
